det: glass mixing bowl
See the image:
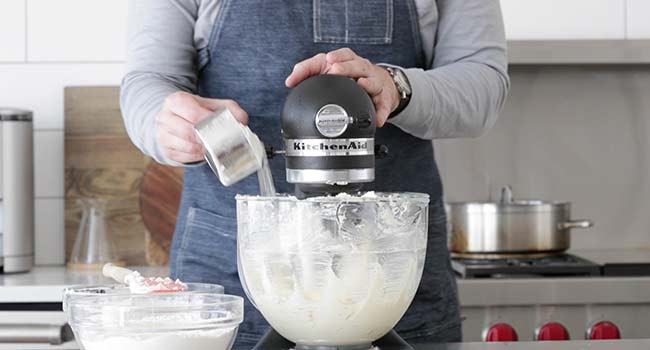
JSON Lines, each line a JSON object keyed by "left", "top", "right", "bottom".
{"left": 236, "top": 192, "right": 429, "bottom": 347}
{"left": 64, "top": 284, "right": 243, "bottom": 350}
{"left": 63, "top": 283, "right": 225, "bottom": 312}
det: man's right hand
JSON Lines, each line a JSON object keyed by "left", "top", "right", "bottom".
{"left": 156, "top": 91, "right": 249, "bottom": 164}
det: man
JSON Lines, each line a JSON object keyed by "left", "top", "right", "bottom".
{"left": 121, "top": 0, "right": 509, "bottom": 346}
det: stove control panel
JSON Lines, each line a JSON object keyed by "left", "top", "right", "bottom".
{"left": 483, "top": 323, "right": 518, "bottom": 342}
{"left": 463, "top": 303, "right": 648, "bottom": 342}
{"left": 587, "top": 321, "right": 621, "bottom": 340}
{"left": 535, "top": 322, "right": 571, "bottom": 341}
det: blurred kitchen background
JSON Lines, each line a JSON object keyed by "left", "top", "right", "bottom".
{"left": 1, "top": 0, "right": 650, "bottom": 267}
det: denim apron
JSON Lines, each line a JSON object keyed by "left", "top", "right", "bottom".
{"left": 169, "top": 0, "right": 461, "bottom": 346}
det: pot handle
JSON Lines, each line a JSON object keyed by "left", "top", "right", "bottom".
{"left": 558, "top": 220, "right": 593, "bottom": 230}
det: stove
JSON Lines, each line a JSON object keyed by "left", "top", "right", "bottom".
{"left": 452, "top": 252, "right": 650, "bottom": 279}
{"left": 452, "top": 254, "right": 601, "bottom": 279}
{"left": 454, "top": 250, "right": 650, "bottom": 343}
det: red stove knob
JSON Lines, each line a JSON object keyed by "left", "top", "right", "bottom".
{"left": 484, "top": 323, "right": 518, "bottom": 342}
{"left": 588, "top": 321, "right": 621, "bottom": 340}
{"left": 536, "top": 322, "right": 570, "bottom": 341}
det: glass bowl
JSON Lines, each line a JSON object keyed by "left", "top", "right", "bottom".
{"left": 236, "top": 192, "right": 429, "bottom": 347}
{"left": 64, "top": 285, "right": 242, "bottom": 350}
{"left": 63, "top": 283, "right": 225, "bottom": 312}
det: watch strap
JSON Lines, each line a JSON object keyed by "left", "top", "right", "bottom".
{"left": 389, "top": 93, "right": 410, "bottom": 119}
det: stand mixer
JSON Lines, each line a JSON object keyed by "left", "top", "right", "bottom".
{"left": 196, "top": 75, "right": 429, "bottom": 350}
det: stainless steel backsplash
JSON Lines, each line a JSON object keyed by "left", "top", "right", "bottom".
{"left": 435, "top": 65, "right": 650, "bottom": 250}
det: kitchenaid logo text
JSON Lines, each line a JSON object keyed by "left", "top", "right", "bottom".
{"left": 317, "top": 116, "right": 348, "bottom": 126}
{"left": 293, "top": 141, "right": 368, "bottom": 151}
{"left": 285, "top": 138, "right": 374, "bottom": 156}
{"left": 315, "top": 104, "right": 350, "bottom": 138}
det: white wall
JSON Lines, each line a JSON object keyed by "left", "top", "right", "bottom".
{"left": 0, "top": 0, "right": 127, "bottom": 265}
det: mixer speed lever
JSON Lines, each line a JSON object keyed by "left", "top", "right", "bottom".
{"left": 352, "top": 115, "right": 372, "bottom": 128}
{"left": 265, "top": 146, "right": 285, "bottom": 159}
{"left": 375, "top": 145, "right": 389, "bottom": 159}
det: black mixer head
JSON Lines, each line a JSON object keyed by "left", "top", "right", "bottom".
{"left": 281, "top": 75, "right": 378, "bottom": 198}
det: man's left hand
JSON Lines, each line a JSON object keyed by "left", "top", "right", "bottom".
{"left": 285, "top": 48, "right": 401, "bottom": 127}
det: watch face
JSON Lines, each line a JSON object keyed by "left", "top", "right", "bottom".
{"left": 393, "top": 69, "right": 412, "bottom": 95}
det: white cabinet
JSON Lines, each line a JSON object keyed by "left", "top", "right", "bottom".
{"left": 627, "top": 0, "right": 650, "bottom": 39}
{"left": 501, "top": 0, "right": 626, "bottom": 40}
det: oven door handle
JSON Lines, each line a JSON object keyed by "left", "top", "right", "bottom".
{"left": 0, "top": 323, "right": 73, "bottom": 345}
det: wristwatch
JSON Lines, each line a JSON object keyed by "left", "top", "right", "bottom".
{"left": 379, "top": 65, "right": 412, "bottom": 119}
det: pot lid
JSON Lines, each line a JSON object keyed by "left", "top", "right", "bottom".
{"left": 446, "top": 186, "right": 570, "bottom": 210}
{"left": 447, "top": 202, "right": 569, "bottom": 214}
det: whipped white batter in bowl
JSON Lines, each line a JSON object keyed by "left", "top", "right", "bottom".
{"left": 65, "top": 289, "right": 243, "bottom": 350}
{"left": 236, "top": 192, "right": 429, "bottom": 346}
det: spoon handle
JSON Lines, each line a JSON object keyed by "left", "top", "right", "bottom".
{"left": 102, "top": 263, "right": 134, "bottom": 284}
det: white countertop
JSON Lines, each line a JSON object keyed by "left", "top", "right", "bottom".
{"left": 0, "top": 266, "right": 167, "bottom": 303}
{"left": 3, "top": 267, "right": 650, "bottom": 306}
{"left": 3, "top": 248, "right": 650, "bottom": 305}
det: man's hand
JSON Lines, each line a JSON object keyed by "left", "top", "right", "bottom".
{"left": 156, "top": 91, "right": 248, "bottom": 164}
{"left": 285, "top": 48, "right": 401, "bottom": 127}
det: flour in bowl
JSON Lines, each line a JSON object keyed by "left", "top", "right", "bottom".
{"left": 80, "top": 327, "right": 237, "bottom": 350}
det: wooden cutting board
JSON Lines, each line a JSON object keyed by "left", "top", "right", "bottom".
{"left": 65, "top": 86, "right": 183, "bottom": 266}
{"left": 65, "top": 86, "right": 150, "bottom": 266}
{"left": 139, "top": 162, "right": 184, "bottom": 264}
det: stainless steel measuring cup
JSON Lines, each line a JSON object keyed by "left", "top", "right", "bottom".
{"left": 194, "top": 108, "right": 265, "bottom": 186}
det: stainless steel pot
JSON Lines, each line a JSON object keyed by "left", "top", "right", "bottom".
{"left": 446, "top": 187, "right": 593, "bottom": 256}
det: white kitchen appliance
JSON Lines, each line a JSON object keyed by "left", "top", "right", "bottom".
{"left": 0, "top": 108, "right": 34, "bottom": 273}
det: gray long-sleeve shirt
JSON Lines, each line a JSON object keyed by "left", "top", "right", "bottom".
{"left": 121, "top": 0, "right": 509, "bottom": 166}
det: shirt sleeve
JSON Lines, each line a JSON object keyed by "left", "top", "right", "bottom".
{"left": 120, "top": 0, "right": 200, "bottom": 166}
{"left": 388, "top": 0, "right": 510, "bottom": 140}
